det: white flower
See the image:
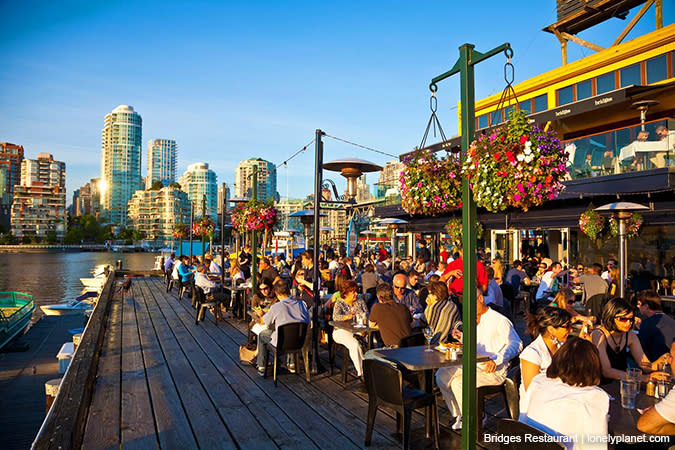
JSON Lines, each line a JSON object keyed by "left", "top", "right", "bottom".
{"left": 524, "top": 155, "right": 533, "bottom": 164}
{"left": 524, "top": 141, "right": 532, "bottom": 154}
{"left": 517, "top": 154, "right": 525, "bottom": 162}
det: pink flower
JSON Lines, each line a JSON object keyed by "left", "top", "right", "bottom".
{"left": 548, "top": 194, "right": 555, "bottom": 200}
{"left": 517, "top": 183, "right": 525, "bottom": 193}
{"left": 514, "top": 194, "right": 521, "bottom": 202}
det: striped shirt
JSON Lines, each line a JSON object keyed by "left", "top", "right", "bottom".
{"left": 424, "top": 299, "right": 462, "bottom": 343}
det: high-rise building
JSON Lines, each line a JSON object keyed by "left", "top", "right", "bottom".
{"left": 178, "top": 162, "right": 218, "bottom": 221}
{"left": 235, "top": 158, "right": 278, "bottom": 202}
{"left": 0, "top": 143, "right": 24, "bottom": 226}
{"left": 11, "top": 153, "right": 67, "bottom": 240}
{"left": 376, "top": 160, "right": 404, "bottom": 198}
{"left": 0, "top": 166, "right": 11, "bottom": 229}
{"left": 275, "top": 199, "right": 305, "bottom": 231}
{"left": 72, "top": 178, "right": 101, "bottom": 217}
{"left": 127, "top": 185, "right": 190, "bottom": 244}
{"left": 217, "top": 183, "right": 230, "bottom": 215}
{"left": 146, "top": 139, "right": 177, "bottom": 189}
{"left": 351, "top": 174, "right": 374, "bottom": 203}
{"left": 100, "top": 105, "right": 142, "bottom": 225}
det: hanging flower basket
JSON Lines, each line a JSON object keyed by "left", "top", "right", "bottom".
{"left": 400, "top": 147, "right": 462, "bottom": 215}
{"left": 608, "top": 213, "right": 643, "bottom": 239}
{"left": 464, "top": 109, "right": 568, "bottom": 213}
{"left": 578, "top": 209, "right": 605, "bottom": 241}
{"left": 192, "top": 216, "right": 215, "bottom": 238}
{"left": 172, "top": 223, "right": 189, "bottom": 239}
{"left": 231, "top": 201, "right": 278, "bottom": 234}
{"left": 444, "top": 217, "right": 483, "bottom": 246}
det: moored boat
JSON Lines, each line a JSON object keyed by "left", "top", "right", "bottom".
{"left": 0, "top": 292, "right": 35, "bottom": 349}
{"left": 80, "top": 277, "right": 106, "bottom": 289}
{"left": 40, "top": 299, "right": 94, "bottom": 316}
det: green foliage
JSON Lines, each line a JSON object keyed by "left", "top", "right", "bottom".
{"left": 45, "top": 231, "right": 58, "bottom": 244}
{"left": 64, "top": 214, "right": 107, "bottom": 244}
{"left": 149, "top": 180, "right": 164, "bottom": 191}
{"left": 168, "top": 182, "right": 181, "bottom": 189}
{"left": 0, "top": 233, "right": 16, "bottom": 244}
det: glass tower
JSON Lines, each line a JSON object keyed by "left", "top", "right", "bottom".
{"left": 146, "top": 139, "right": 177, "bottom": 189}
{"left": 179, "top": 162, "right": 218, "bottom": 221}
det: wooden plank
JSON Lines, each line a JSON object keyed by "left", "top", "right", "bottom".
{"left": 33, "top": 272, "right": 118, "bottom": 450}
{"left": 148, "top": 279, "right": 317, "bottom": 450}
{"left": 82, "top": 294, "right": 122, "bottom": 449}
{"left": 137, "top": 280, "right": 236, "bottom": 450}
{"left": 120, "top": 287, "right": 157, "bottom": 449}
{"left": 131, "top": 282, "right": 198, "bottom": 450}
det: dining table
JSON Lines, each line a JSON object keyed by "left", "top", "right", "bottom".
{"left": 328, "top": 319, "right": 379, "bottom": 350}
{"left": 224, "top": 283, "right": 250, "bottom": 320}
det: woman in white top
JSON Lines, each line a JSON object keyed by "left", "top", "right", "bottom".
{"left": 519, "top": 307, "right": 572, "bottom": 417}
{"left": 229, "top": 259, "right": 245, "bottom": 284}
{"left": 521, "top": 337, "right": 609, "bottom": 450}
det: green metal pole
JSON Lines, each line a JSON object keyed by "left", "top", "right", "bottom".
{"left": 202, "top": 194, "right": 207, "bottom": 259}
{"left": 458, "top": 43, "right": 478, "bottom": 449}
{"left": 251, "top": 166, "right": 258, "bottom": 295}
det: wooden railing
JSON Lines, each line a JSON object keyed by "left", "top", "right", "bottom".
{"left": 31, "top": 271, "right": 117, "bottom": 450}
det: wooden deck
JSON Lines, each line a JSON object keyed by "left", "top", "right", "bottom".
{"left": 37, "top": 276, "right": 513, "bottom": 449}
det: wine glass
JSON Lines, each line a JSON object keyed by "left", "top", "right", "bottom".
{"left": 423, "top": 327, "right": 434, "bottom": 352}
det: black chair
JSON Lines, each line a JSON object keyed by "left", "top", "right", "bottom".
{"left": 398, "top": 332, "right": 425, "bottom": 348}
{"left": 178, "top": 276, "right": 193, "bottom": 300}
{"left": 398, "top": 333, "right": 427, "bottom": 389}
{"left": 195, "top": 286, "right": 218, "bottom": 326}
{"left": 264, "top": 322, "right": 310, "bottom": 385}
{"left": 500, "top": 283, "right": 516, "bottom": 318}
{"left": 476, "top": 358, "right": 520, "bottom": 435}
{"left": 585, "top": 293, "right": 607, "bottom": 319}
{"left": 497, "top": 419, "right": 565, "bottom": 449}
{"left": 363, "top": 359, "right": 439, "bottom": 450}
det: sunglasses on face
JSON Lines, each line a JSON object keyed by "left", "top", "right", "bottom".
{"left": 261, "top": 287, "right": 270, "bottom": 290}
{"left": 615, "top": 316, "right": 634, "bottom": 323}
{"left": 394, "top": 285, "right": 406, "bottom": 290}
{"left": 576, "top": 267, "right": 584, "bottom": 270}
{"left": 556, "top": 322, "right": 572, "bottom": 330}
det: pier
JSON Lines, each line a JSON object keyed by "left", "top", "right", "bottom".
{"left": 33, "top": 273, "right": 510, "bottom": 449}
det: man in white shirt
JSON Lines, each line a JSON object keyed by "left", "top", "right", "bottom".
{"left": 638, "top": 385, "right": 675, "bottom": 435}
{"left": 536, "top": 261, "right": 563, "bottom": 304}
{"left": 194, "top": 264, "right": 225, "bottom": 318}
{"left": 436, "top": 288, "right": 522, "bottom": 429}
{"left": 601, "top": 259, "right": 617, "bottom": 282}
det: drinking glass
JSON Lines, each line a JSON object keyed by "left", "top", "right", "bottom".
{"left": 423, "top": 327, "right": 434, "bottom": 352}
{"left": 627, "top": 368, "right": 642, "bottom": 394}
{"left": 620, "top": 378, "right": 638, "bottom": 409}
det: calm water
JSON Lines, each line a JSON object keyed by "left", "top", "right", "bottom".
{"left": 0, "top": 252, "right": 156, "bottom": 321}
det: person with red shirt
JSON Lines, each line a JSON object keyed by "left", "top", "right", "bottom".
{"left": 440, "top": 247, "right": 488, "bottom": 296}
{"left": 439, "top": 245, "right": 450, "bottom": 265}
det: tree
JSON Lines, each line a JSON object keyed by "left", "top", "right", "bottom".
{"left": 46, "top": 231, "right": 58, "bottom": 244}
{"left": 168, "top": 182, "right": 181, "bottom": 189}
{"left": 149, "top": 180, "right": 164, "bottom": 191}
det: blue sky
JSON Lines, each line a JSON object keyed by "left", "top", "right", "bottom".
{"left": 1, "top": 1, "right": 672, "bottom": 204}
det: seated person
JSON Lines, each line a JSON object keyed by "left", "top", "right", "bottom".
{"left": 436, "top": 288, "right": 522, "bottom": 430}
{"left": 638, "top": 370, "right": 675, "bottom": 435}
{"left": 369, "top": 283, "right": 412, "bottom": 347}
{"left": 204, "top": 253, "right": 221, "bottom": 275}
{"left": 332, "top": 280, "right": 368, "bottom": 377}
{"left": 638, "top": 291, "right": 675, "bottom": 363}
{"left": 592, "top": 297, "right": 668, "bottom": 383}
{"left": 194, "top": 264, "right": 226, "bottom": 316}
{"left": 392, "top": 273, "right": 423, "bottom": 318}
{"left": 504, "top": 260, "right": 529, "bottom": 297}
{"left": 424, "top": 281, "right": 461, "bottom": 344}
{"left": 259, "top": 257, "right": 280, "bottom": 287}
{"left": 521, "top": 337, "right": 609, "bottom": 450}
{"left": 484, "top": 267, "right": 507, "bottom": 314}
{"left": 255, "top": 280, "right": 310, "bottom": 375}
{"left": 535, "top": 262, "right": 563, "bottom": 305}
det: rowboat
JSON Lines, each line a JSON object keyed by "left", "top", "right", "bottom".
{"left": 0, "top": 292, "right": 35, "bottom": 349}
{"left": 40, "top": 299, "right": 94, "bottom": 316}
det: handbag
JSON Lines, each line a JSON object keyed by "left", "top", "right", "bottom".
{"left": 239, "top": 343, "right": 257, "bottom": 365}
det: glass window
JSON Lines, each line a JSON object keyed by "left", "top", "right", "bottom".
{"left": 477, "top": 114, "right": 488, "bottom": 129}
{"left": 620, "top": 63, "right": 641, "bottom": 87}
{"left": 533, "top": 94, "right": 547, "bottom": 113}
{"left": 596, "top": 72, "right": 616, "bottom": 94}
{"left": 490, "top": 109, "right": 502, "bottom": 125}
{"left": 519, "top": 100, "right": 531, "bottom": 114}
{"left": 557, "top": 85, "right": 574, "bottom": 105}
{"left": 646, "top": 54, "right": 667, "bottom": 84}
{"left": 576, "top": 80, "right": 592, "bottom": 100}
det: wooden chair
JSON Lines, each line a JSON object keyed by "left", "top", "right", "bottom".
{"left": 497, "top": 419, "right": 565, "bottom": 449}
{"left": 264, "top": 322, "right": 310, "bottom": 385}
{"left": 477, "top": 358, "right": 520, "bottom": 435}
{"left": 363, "top": 359, "right": 439, "bottom": 449}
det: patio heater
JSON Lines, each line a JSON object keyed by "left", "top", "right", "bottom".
{"left": 323, "top": 158, "right": 383, "bottom": 201}
{"left": 360, "top": 229, "right": 377, "bottom": 254}
{"left": 631, "top": 100, "right": 659, "bottom": 131}
{"left": 595, "top": 202, "right": 649, "bottom": 298}
{"left": 283, "top": 228, "right": 301, "bottom": 261}
{"left": 320, "top": 226, "right": 334, "bottom": 246}
{"left": 289, "top": 210, "right": 326, "bottom": 252}
{"left": 229, "top": 196, "right": 251, "bottom": 256}
{"left": 378, "top": 218, "right": 408, "bottom": 261}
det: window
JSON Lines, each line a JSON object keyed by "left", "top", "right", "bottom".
{"left": 596, "top": 72, "right": 615, "bottom": 94}
{"left": 576, "top": 80, "right": 592, "bottom": 100}
{"left": 620, "top": 63, "right": 641, "bottom": 87}
{"left": 490, "top": 109, "right": 502, "bottom": 125}
{"left": 477, "top": 114, "right": 488, "bottom": 129}
{"left": 646, "top": 54, "right": 667, "bottom": 84}
{"left": 518, "top": 100, "right": 531, "bottom": 114}
{"left": 557, "top": 85, "right": 574, "bottom": 105}
{"left": 533, "top": 94, "right": 547, "bottom": 113}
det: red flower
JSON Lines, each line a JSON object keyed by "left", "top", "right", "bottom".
{"left": 520, "top": 135, "right": 528, "bottom": 144}
{"left": 494, "top": 153, "right": 501, "bottom": 161}
{"left": 505, "top": 151, "right": 515, "bottom": 162}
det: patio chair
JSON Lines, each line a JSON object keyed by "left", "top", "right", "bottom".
{"left": 497, "top": 419, "right": 565, "bottom": 449}
{"left": 477, "top": 358, "right": 520, "bottom": 435}
{"left": 363, "top": 359, "right": 439, "bottom": 449}
{"left": 195, "top": 286, "right": 218, "bottom": 326}
{"left": 585, "top": 293, "right": 607, "bottom": 320}
{"left": 264, "top": 322, "right": 310, "bottom": 385}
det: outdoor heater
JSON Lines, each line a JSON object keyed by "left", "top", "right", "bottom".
{"left": 360, "top": 229, "right": 377, "bottom": 254}
{"left": 289, "top": 210, "right": 326, "bottom": 252}
{"left": 378, "top": 218, "right": 408, "bottom": 261}
{"left": 320, "top": 226, "right": 334, "bottom": 245}
{"left": 595, "top": 202, "right": 649, "bottom": 299}
{"left": 283, "top": 228, "right": 301, "bottom": 260}
{"left": 323, "top": 158, "right": 383, "bottom": 201}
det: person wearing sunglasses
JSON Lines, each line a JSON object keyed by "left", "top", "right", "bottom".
{"left": 592, "top": 297, "right": 670, "bottom": 383}
{"left": 392, "top": 273, "right": 423, "bottom": 319}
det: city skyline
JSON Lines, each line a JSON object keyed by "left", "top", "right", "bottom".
{"left": 1, "top": 2, "right": 672, "bottom": 204}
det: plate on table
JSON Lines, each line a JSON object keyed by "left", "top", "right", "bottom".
{"left": 353, "top": 323, "right": 367, "bottom": 328}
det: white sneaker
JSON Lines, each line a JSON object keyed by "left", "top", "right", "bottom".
{"left": 452, "top": 416, "right": 462, "bottom": 430}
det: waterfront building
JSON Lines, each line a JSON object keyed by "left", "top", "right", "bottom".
{"left": 178, "top": 162, "right": 218, "bottom": 220}
{"left": 11, "top": 153, "right": 67, "bottom": 240}
{"left": 127, "top": 185, "right": 190, "bottom": 244}
{"left": 100, "top": 105, "right": 143, "bottom": 226}
{"left": 217, "top": 183, "right": 231, "bottom": 215}
{"left": 375, "top": 160, "right": 403, "bottom": 199}
{"left": 353, "top": 174, "right": 374, "bottom": 203}
{"left": 0, "top": 166, "right": 10, "bottom": 230}
{"left": 146, "top": 139, "right": 177, "bottom": 189}
{"left": 235, "top": 158, "right": 279, "bottom": 202}
{"left": 0, "top": 143, "right": 24, "bottom": 229}
{"left": 72, "top": 178, "right": 101, "bottom": 217}
{"left": 321, "top": 205, "right": 347, "bottom": 242}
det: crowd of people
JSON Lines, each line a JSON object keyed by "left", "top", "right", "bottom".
{"left": 161, "top": 239, "right": 675, "bottom": 446}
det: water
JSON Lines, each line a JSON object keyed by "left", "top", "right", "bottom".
{"left": 0, "top": 252, "right": 156, "bottom": 321}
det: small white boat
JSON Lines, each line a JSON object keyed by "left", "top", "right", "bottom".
{"left": 40, "top": 299, "right": 94, "bottom": 316}
{"left": 80, "top": 277, "right": 106, "bottom": 289}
